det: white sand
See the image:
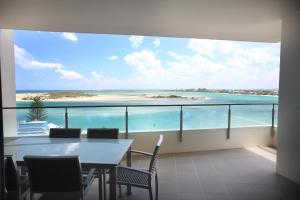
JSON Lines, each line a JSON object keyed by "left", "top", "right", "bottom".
{"left": 16, "top": 93, "right": 150, "bottom": 102}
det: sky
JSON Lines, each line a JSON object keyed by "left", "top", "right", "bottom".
{"left": 14, "top": 30, "right": 280, "bottom": 90}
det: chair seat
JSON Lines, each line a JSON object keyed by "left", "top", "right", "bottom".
{"left": 117, "top": 166, "right": 151, "bottom": 188}
{"left": 82, "top": 168, "right": 97, "bottom": 175}
{"left": 5, "top": 175, "right": 30, "bottom": 200}
{"left": 82, "top": 168, "right": 96, "bottom": 189}
{"left": 82, "top": 167, "right": 109, "bottom": 178}
{"left": 20, "top": 175, "right": 30, "bottom": 193}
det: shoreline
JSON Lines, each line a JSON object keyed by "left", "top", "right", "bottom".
{"left": 16, "top": 93, "right": 204, "bottom": 102}
{"left": 16, "top": 93, "right": 150, "bottom": 102}
{"left": 16, "top": 91, "right": 277, "bottom": 103}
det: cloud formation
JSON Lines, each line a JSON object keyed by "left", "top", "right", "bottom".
{"left": 108, "top": 55, "right": 118, "bottom": 61}
{"left": 154, "top": 38, "right": 160, "bottom": 47}
{"left": 15, "top": 45, "right": 83, "bottom": 80}
{"left": 124, "top": 39, "right": 280, "bottom": 89}
{"left": 129, "top": 35, "right": 144, "bottom": 48}
{"left": 91, "top": 71, "right": 104, "bottom": 80}
{"left": 61, "top": 32, "right": 78, "bottom": 42}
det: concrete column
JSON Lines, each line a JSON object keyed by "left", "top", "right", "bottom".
{"left": 277, "top": 10, "right": 300, "bottom": 184}
{"left": 0, "top": 29, "right": 17, "bottom": 137}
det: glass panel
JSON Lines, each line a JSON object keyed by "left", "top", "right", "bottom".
{"left": 15, "top": 108, "right": 65, "bottom": 135}
{"left": 128, "top": 106, "right": 180, "bottom": 132}
{"left": 68, "top": 107, "right": 125, "bottom": 132}
{"left": 183, "top": 106, "right": 228, "bottom": 130}
{"left": 231, "top": 105, "right": 273, "bottom": 127}
{"left": 274, "top": 104, "right": 278, "bottom": 126}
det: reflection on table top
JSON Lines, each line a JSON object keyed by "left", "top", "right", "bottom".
{"left": 5, "top": 137, "right": 133, "bottom": 167}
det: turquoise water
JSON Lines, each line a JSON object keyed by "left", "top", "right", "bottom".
{"left": 15, "top": 91, "right": 278, "bottom": 133}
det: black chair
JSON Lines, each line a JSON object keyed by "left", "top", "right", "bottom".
{"left": 4, "top": 155, "right": 29, "bottom": 200}
{"left": 117, "top": 135, "right": 164, "bottom": 200}
{"left": 86, "top": 128, "right": 119, "bottom": 199}
{"left": 87, "top": 128, "right": 119, "bottom": 139}
{"left": 49, "top": 128, "right": 81, "bottom": 138}
{"left": 24, "top": 155, "right": 95, "bottom": 200}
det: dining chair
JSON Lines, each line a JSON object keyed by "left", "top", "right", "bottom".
{"left": 87, "top": 128, "right": 119, "bottom": 139}
{"left": 117, "top": 134, "right": 164, "bottom": 200}
{"left": 4, "top": 155, "right": 30, "bottom": 200}
{"left": 49, "top": 128, "right": 81, "bottom": 138}
{"left": 24, "top": 155, "right": 95, "bottom": 200}
{"left": 85, "top": 128, "right": 119, "bottom": 199}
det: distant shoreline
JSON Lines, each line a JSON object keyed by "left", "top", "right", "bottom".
{"left": 16, "top": 89, "right": 279, "bottom": 97}
{"left": 16, "top": 92, "right": 204, "bottom": 102}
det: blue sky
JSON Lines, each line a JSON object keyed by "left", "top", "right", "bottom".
{"left": 14, "top": 30, "right": 280, "bottom": 90}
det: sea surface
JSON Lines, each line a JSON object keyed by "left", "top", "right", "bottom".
{"left": 15, "top": 90, "right": 278, "bottom": 133}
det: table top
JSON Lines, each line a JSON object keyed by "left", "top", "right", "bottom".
{"left": 5, "top": 137, "right": 133, "bottom": 167}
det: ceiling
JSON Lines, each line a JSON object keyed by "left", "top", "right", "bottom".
{"left": 0, "top": 0, "right": 299, "bottom": 42}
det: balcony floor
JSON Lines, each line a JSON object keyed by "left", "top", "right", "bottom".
{"left": 82, "top": 148, "right": 300, "bottom": 200}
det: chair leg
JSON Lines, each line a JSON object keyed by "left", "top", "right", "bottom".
{"left": 99, "top": 170, "right": 103, "bottom": 200}
{"left": 118, "top": 185, "right": 122, "bottom": 198}
{"left": 81, "top": 192, "right": 84, "bottom": 200}
{"left": 30, "top": 192, "right": 33, "bottom": 200}
{"left": 149, "top": 185, "right": 153, "bottom": 200}
{"left": 103, "top": 170, "right": 106, "bottom": 200}
{"left": 155, "top": 174, "right": 158, "bottom": 200}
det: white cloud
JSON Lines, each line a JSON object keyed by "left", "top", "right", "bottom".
{"left": 188, "top": 39, "right": 240, "bottom": 57}
{"left": 124, "top": 50, "right": 164, "bottom": 78}
{"left": 129, "top": 35, "right": 144, "bottom": 48}
{"left": 30, "top": 61, "right": 64, "bottom": 69}
{"left": 14, "top": 45, "right": 83, "bottom": 80}
{"left": 154, "top": 38, "right": 160, "bottom": 47}
{"left": 168, "top": 51, "right": 183, "bottom": 60}
{"left": 124, "top": 39, "right": 280, "bottom": 89}
{"left": 107, "top": 55, "right": 118, "bottom": 61}
{"left": 56, "top": 68, "right": 83, "bottom": 80}
{"left": 61, "top": 32, "right": 78, "bottom": 42}
{"left": 91, "top": 72, "right": 104, "bottom": 80}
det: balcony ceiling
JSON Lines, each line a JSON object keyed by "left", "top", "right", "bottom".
{"left": 0, "top": 0, "right": 299, "bottom": 42}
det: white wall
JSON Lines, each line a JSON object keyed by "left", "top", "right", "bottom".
{"left": 124, "top": 127, "right": 273, "bottom": 154}
{"left": 277, "top": 10, "right": 300, "bottom": 185}
{"left": 0, "top": 29, "right": 17, "bottom": 137}
{"left": 4, "top": 126, "right": 273, "bottom": 154}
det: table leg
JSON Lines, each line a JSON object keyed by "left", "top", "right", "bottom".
{"left": 109, "top": 166, "right": 116, "bottom": 200}
{"left": 98, "top": 169, "right": 103, "bottom": 200}
{"left": 126, "top": 148, "right": 132, "bottom": 195}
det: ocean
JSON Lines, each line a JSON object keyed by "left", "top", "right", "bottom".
{"left": 15, "top": 90, "right": 278, "bottom": 133}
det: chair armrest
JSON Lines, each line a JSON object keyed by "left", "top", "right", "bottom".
{"left": 19, "top": 175, "right": 29, "bottom": 185}
{"left": 83, "top": 168, "right": 96, "bottom": 186}
{"left": 130, "top": 150, "right": 153, "bottom": 157}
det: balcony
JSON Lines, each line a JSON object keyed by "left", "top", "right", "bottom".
{"left": 2, "top": 1, "right": 300, "bottom": 199}
{"left": 79, "top": 148, "right": 299, "bottom": 200}
{"left": 3, "top": 103, "right": 278, "bottom": 153}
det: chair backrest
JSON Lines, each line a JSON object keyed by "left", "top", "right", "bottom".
{"left": 4, "top": 155, "right": 19, "bottom": 192}
{"left": 149, "top": 135, "right": 163, "bottom": 173}
{"left": 24, "top": 155, "right": 82, "bottom": 193}
{"left": 87, "top": 128, "right": 119, "bottom": 139}
{"left": 49, "top": 128, "right": 81, "bottom": 138}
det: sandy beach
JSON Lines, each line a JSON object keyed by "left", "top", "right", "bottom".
{"left": 16, "top": 93, "right": 151, "bottom": 102}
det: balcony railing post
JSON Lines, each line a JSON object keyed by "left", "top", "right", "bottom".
{"left": 0, "top": 56, "right": 5, "bottom": 200}
{"left": 125, "top": 106, "right": 128, "bottom": 139}
{"left": 227, "top": 105, "right": 231, "bottom": 139}
{"left": 179, "top": 106, "right": 183, "bottom": 142}
{"left": 65, "top": 107, "right": 68, "bottom": 128}
{"left": 271, "top": 104, "right": 275, "bottom": 137}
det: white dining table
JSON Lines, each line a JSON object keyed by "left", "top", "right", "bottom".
{"left": 4, "top": 137, "right": 133, "bottom": 200}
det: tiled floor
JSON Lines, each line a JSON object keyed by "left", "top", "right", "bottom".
{"left": 85, "top": 148, "right": 300, "bottom": 200}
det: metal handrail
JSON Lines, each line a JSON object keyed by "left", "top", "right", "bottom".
{"left": 3, "top": 103, "right": 278, "bottom": 141}
{"left": 2, "top": 103, "right": 278, "bottom": 109}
